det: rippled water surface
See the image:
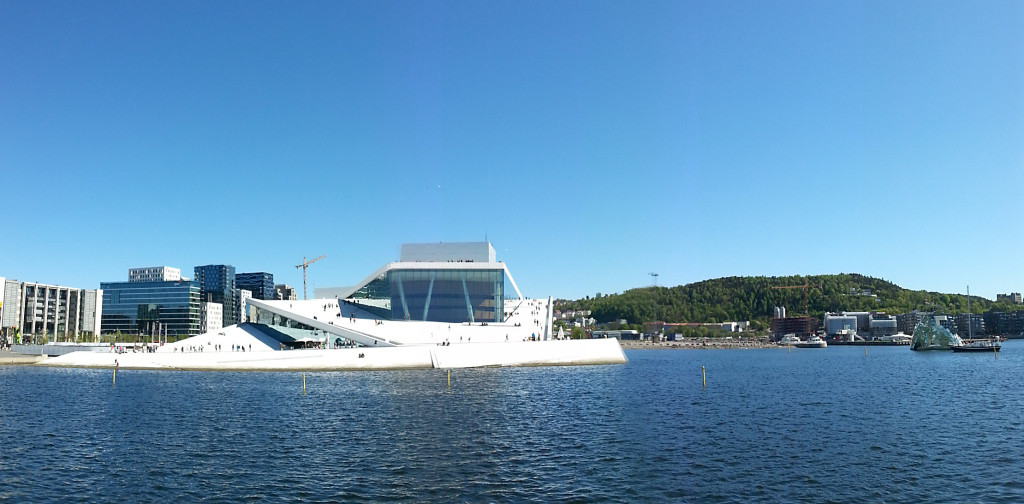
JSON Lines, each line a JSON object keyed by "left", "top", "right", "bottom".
{"left": 3, "top": 343, "right": 1024, "bottom": 503}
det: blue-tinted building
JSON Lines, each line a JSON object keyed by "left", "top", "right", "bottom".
{"left": 100, "top": 280, "right": 200, "bottom": 336}
{"left": 194, "top": 265, "right": 237, "bottom": 327}
{"left": 236, "top": 272, "right": 275, "bottom": 300}
{"left": 332, "top": 242, "right": 522, "bottom": 324}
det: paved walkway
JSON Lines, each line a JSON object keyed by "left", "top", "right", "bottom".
{"left": 0, "top": 350, "right": 46, "bottom": 365}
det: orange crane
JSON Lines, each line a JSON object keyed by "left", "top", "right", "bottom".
{"left": 771, "top": 278, "right": 821, "bottom": 316}
{"left": 295, "top": 254, "right": 326, "bottom": 300}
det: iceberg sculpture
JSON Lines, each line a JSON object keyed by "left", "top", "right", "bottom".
{"left": 910, "top": 315, "right": 963, "bottom": 351}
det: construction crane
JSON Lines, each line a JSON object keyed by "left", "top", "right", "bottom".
{"left": 295, "top": 254, "right": 326, "bottom": 300}
{"left": 771, "top": 277, "right": 822, "bottom": 316}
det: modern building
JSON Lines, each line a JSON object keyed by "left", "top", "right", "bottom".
{"left": 101, "top": 268, "right": 201, "bottom": 337}
{"left": 954, "top": 313, "right": 985, "bottom": 336}
{"left": 38, "top": 243, "right": 627, "bottom": 370}
{"left": 897, "top": 311, "right": 930, "bottom": 335}
{"left": 236, "top": 289, "right": 251, "bottom": 323}
{"left": 824, "top": 313, "right": 859, "bottom": 336}
{"left": 247, "top": 242, "right": 552, "bottom": 347}
{"left": 997, "top": 293, "right": 1022, "bottom": 304}
{"left": 236, "top": 272, "right": 275, "bottom": 300}
{"left": 194, "top": 265, "right": 237, "bottom": 327}
{"left": 129, "top": 266, "right": 181, "bottom": 283}
{"left": 0, "top": 277, "right": 102, "bottom": 343}
{"left": 983, "top": 310, "right": 1024, "bottom": 337}
{"left": 200, "top": 302, "right": 223, "bottom": 333}
{"left": 275, "top": 284, "right": 297, "bottom": 301}
{"left": 868, "top": 314, "right": 898, "bottom": 338}
{"left": 933, "top": 314, "right": 957, "bottom": 335}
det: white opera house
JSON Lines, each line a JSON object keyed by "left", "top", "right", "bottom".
{"left": 43, "top": 242, "right": 626, "bottom": 370}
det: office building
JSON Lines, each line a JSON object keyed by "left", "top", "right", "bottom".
{"left": 194, "top": 265, "right": 237, "bottom": 327}
{"left": 236, "top": 272, "right": 274, "bottom": 300}
{"left": 0, "top": 277, "right": 102, "bottom": 343}
{"left": 101, "top": 268, "right": 200, "bottom": 337}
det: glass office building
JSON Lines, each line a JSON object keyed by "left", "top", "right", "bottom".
{"left": 236, "top": 272, "right": 275, "bottom": 300}
{"left": 100, "top": 280, "right": 201, "bottom": 336}
{"left": 195, "top": 265, "right": 237, "bottom": 327}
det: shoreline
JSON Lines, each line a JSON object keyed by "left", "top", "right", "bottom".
{"left": 619, "top": 339, "right": 777, "bottom": 350}
{"left": 0, "top": 350, "right": 48, "bottom": 365}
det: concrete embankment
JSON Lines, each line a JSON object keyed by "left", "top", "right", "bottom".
{"left": 40, "top": 339, "right": 628, "bottom": 371}
{"left": 0, "top": 351, "right": 47, "bottom": 365}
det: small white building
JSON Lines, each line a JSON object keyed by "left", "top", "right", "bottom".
{"left": 201, "top": 302, "right": 223, "bottom": 333}
{"left": 129, "top": 266, "right": 181, "bottom": 283}
{"left": 236, "top": 289, "right": 251, "bottom": 323}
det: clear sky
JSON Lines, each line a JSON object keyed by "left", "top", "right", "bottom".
{"left": 2, "top": 1, "right": 1022, "bottom": 302}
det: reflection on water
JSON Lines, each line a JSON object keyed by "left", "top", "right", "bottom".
{"left": 2, "top": 343, "right": 1024, "bottom": 502}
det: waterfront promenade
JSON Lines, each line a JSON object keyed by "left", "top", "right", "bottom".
{"left": 0, "top": 350, "right": 46, "bottom": 365}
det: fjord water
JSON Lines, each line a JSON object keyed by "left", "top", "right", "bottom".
{"left": 3, "top": 344, "right": 1024, "bottom": 503}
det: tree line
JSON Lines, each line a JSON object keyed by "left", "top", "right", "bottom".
{"left": 556, "top": 274, "right": 1020, "bottom": 326}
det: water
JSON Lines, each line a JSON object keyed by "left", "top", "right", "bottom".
{"left": 3, "top": 343, "right": 1024, "bottom": 503}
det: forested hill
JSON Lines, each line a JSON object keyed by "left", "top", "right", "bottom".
{"left": 556, "top": 274, "right": 1018, "bottom": 326}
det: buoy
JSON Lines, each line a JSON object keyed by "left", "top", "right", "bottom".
{"left": 447, "top": 369, "right": 451, "bottom": 388}
{"left": 302, "top": 373, "right": 306, "bottom": 394}
{"left": 864, "top": 346, "right": 867, "bottom": 356}
{"left": 112, "top": 368, "right": 116, "bottom": 385}
{"left": 702, "top": 366, "right": 706, "bottom": 388}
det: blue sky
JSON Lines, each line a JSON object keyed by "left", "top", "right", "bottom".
{"left": 2, "top": 1, "right": 1022, "bottom": 302}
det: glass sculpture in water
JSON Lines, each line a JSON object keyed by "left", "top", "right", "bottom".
{"left": 910, "top": 315, "right": 963, "bottom": 351}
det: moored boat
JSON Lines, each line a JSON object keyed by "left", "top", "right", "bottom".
{"left": 795, "top": 334, "right": 827, "bottom": 348}
{"left": 951, "top": 338, "right": 1001, "bottom": 352}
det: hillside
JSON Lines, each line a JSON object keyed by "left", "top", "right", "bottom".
{"left": 556, "top": 274, "right": 1019, "bottom": 326}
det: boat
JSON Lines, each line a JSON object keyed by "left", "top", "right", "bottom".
{"left": 879, "top": 333, "right": 912, "bottom": 345}
{"left": 951, "top": 286, "right": 1000, "bottom": 352}
{"left": 951, "top": 338, "right": 1001, "bottom": 352}
{"left": 779, "top": 334, "right": 802, "bottom": 346}
{"left": 795, "top": 334, "right": 827, "bottom": 348}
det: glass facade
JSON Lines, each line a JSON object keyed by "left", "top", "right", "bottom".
{"left": 195, "top": 265, "right": 237, "bottom": 326}
{"left": 347, "top": 268, "right": 514, "bottom": 323}
{"left": 236, "top": 272, "right": 275, "bottom": 300}
{"left": 249, "top": 305, "right": 322, "bottom": 347}
{"left": 100, "top": 281, "right": 201, "bottom": 336}
{"left": 910, "top": 315, "right": 962, "bottom": 350}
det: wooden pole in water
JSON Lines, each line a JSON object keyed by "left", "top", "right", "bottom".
{"left": 302, "top": 373, "right": 306, "bottom": 394}
{"left": 864, "top": 346, "right": 867, "bottom": 356}
{"left": 702, "top": 366, "right": 706, "bottom": 387}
